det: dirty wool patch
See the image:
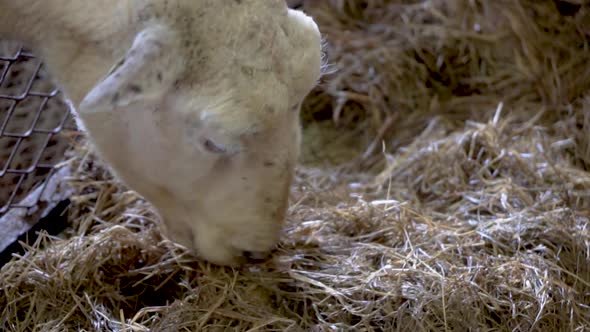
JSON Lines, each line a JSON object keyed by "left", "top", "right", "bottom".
{"left": 1, "top": 0, "right": 590, "bottom": 331}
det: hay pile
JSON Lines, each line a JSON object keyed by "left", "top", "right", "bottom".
{"left": 2, "top": 0, "right": 590, "bottom": 330}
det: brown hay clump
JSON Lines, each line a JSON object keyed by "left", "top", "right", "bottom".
{"left": 2, "top": 0, "right": 590, "bottom": 331}
{"left": 301, "top": 0, "right": 590, "bottom": 166}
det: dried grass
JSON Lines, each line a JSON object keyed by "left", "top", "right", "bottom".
{"left": 2, "top": 0, "right": 590, "bottom": 331}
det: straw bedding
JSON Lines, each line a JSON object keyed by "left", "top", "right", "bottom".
{"left": 1, "top": 0, "right": 590, "bottom": 330}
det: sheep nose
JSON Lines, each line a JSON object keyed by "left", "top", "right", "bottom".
{"left": 242, "top": 250, "right": 272, "bottom": 262}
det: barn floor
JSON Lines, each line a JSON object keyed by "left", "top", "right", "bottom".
{"left": 1, "top": 1, "right": 590, "bottom": 331}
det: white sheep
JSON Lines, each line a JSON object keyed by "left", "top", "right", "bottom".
{"left": 0, "top": 0, "right": 324, "bottom": 266}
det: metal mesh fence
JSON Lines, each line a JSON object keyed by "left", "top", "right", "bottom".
{"left": 0, "top": 41, "right": 75, "bottom": 217}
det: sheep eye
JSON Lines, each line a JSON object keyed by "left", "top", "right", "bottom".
{"left": 203, "top": 139, "right": 226, "bottom": 154}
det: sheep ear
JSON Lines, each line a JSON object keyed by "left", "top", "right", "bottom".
{"left": 79, "top": 24, "right": 183, "bottom": 113}
{"left": 284, "top": 9, "right": 323, "bottom": 101}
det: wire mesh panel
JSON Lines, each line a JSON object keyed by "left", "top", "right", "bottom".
{"left": 0, "top": 41, "right": 76, "bottom": 255}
